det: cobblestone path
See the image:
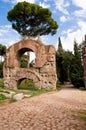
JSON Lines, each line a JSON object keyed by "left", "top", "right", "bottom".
{"left": 0, "top": 85, "right": 86, "bottom": 130}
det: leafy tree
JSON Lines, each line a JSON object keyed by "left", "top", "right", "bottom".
{"left": 20, "top": 54, "right": 28, "bottom": 68}
{"left": 0, "top": 62, "right": 3, "bottom": 78}
{"left": 0, "top": 44, "right": 6, "bottom": 77}
{"left": 0, "top": 44, "right": 6, "bottom": 56}
{"left": 62, "top": 51, "right": 73, "bottom": 82}
{"left": 57, "top": 37, "right": 64, "bottom": 55}
{"left": 56, "top": 37, "right": 64, "bottom": 83}
{"left": 7, "top": 1, "right": 58, "bottom": 37}
{"left": 30, "top": 60, "right": 35, "bottom": 67}
{"left": 56, "top": 39, "right": 84, "bottom": 87}
{"left": 70, "top": 41, "right": 84, "bottom": 87}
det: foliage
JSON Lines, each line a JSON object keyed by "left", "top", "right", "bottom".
{"left": 29, "top": 60, "right": 35, "bottom": 67}
{"left": 56, "top": 37, "right": 64, "bottom": 83}
{"left": 18, "top": 79, "right": 36, "bottom": 90}
{"left": 0, "top": 62, "right": 4, "bottom": 78}
{"left": 57, "top": 37, "right": 64, "bottom": 56}
{"left": 10, "top": 97, "right": 17, "bottom": 103}
{"left": 20, "top": 54, "right": 28, "bottom": 68}
{"left": 56, "top": 37, "right": 73, "bottom": 83}
{"left": 0, "top": 94, "right": 6, "bottom": 103}
{"left": 56, "top": 80, "right": 62, "bottom": 89}
{"left": 70, "top": 41, "right": 84, "bottom": 88}
{"left": 0, "top": 44, "right": 6, "bottom": 56}
{"left": 0, "top": 78, "right": 4, "bottom": 89}
{"left": 7, "top": 1, "right": 58, "bottom": 37}
{"left": 56, "top": 38, "right": 84, "bottom": 88}
{"left": 80, "top": 111, "right": 86, "bottom": 122}
{"left": 29, "top": 88, "right": 56, "bottom": 96}
{"left": 0, "top": 78, "right": 4, "bottom": 82}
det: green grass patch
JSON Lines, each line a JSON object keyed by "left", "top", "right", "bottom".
{"left": 29, "top": 88, "right": 56, "bottom": 97}
{"left": 0, "top": 78, "right": 4, "bottom": 82}
{"left": 18, "top": 79, "right": 36, "bottom": 90}
{"left": 56, "top": 80, "right": 62, "bottom": 90}
{"left": 80, "top": 111, "right": 86, "bottom": 122}
{"left": 10, "top": 97, "right": 17, "bottom": 103}
{"left": 0, "top": 93, "right": 6, "bottom": 103}
{"left": 0, "top": 78, "right": 58, "bottom": 103}
{"left": 81, "top": 116, "right": 86, "bottom": 121}
{"left": 0, "top": 88, "right": 10, "bottom": 94}
{"left": 81, "top": 90, "right": 86, "bottom": 92}
{"left": 0, "top": 78, "right": 4, "bottom": 88}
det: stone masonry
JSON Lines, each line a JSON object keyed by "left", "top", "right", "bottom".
{"left": 3, "top": 39, "right": 57, "bottom": 89}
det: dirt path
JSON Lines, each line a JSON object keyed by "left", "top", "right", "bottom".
{"left": 0, "top": 85, "right": 86, "bottom": 130}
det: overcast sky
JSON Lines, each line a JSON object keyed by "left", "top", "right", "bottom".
{"left": 0, "top": 0, "right": 86, "bottom": 52}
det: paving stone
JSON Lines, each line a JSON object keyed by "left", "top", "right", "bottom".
{"left": 0, "top": 86, "right": 86, "bottom": 130}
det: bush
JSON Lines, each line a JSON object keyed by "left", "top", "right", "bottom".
{"left": 70, "top": 73, "right": 85, "bottom": 88}
{"left": 0, "top": 78, "right": 4, "bottom": 88}
{"left": 0, "top": 62, "right": 3, "bottom": 78}
{"left": 10, "top": 97, "right": 16, "bottom": 103}
{"left": 56, "top": 80, "right": 62, "bottom": 90}
{"left": 0, "top": 94, "right": 6, "bottom": 103}
{"left": 18, "top": 79, "right": 36, "bottom": 90}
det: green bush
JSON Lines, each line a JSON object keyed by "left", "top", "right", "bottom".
{"left": 70, "top": 73, "right": 84, "bottom": 88}
{"left": 29, "top": 89, "right": 54, "bottom": 96}
{"left": 18, "top": 79, "right": 36, "bottom": 90}
{"left": 0, "top": 62, "right": 3, "bottom": 78}
{"left": 0, "top": 78, "right": 4, "bottom": 88}
{"left": 10, "top": 97, "right": 16, "bottom": 103}
{"left": 0, "top": 94, "right": 6, "bottom": 103}
{"left": 56, "top": 80, "right": 62, "bottom": 89}
{"left": 80, "top": 111, "right": 86, "bottom": 122}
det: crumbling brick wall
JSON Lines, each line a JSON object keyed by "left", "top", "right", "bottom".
{"left": 3, "top": 39, "right": 57, "bottom": 89}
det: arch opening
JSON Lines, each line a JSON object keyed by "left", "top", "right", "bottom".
{"left": 17, "top": 48, "right": 36, "bottom": 68}
{"left": 18, "top": 78, "right": 36, "bottom": 90}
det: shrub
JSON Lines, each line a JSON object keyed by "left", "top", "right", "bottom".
{"left": 0, "top": 94, "right": 6, "bottom": 103}
{"left": 18, "top": 79, "right": 36, "bottom": 90}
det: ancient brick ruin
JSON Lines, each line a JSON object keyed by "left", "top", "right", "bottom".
{"left": 3, "top": 39, "right": 57, "bottom": 89}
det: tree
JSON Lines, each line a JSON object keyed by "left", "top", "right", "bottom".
{"left": 57, "top": 37, "right": 64, "bottom": 56}
{"left": 62, "top": 51, "right": 73, "bottom": 82}
{"left": 7, "top": 1, "right": 58, "bottom": 37}
{"left": 70, "top": 41, "right": 84, "bottom": 87}
{"left": 0, "top": 44, "right": 6, "bottom": 62}
{"left": 0, "top": 62, "right": 3, "bottom": 78}
{"left": 0, "top": 44, "right": 6, "bottom": 56}
{"left": 20, "top": 54, "right": 28, "bottom": 68}
{"left": 56, "top": 37, "right": 64, "bottom": 83}
{"left": 0, "top": 44, "right": 6, "bottom": 78}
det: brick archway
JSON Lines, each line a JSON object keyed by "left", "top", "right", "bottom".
{"left": 3, "top": 39, "right": 57, "bottom": 89}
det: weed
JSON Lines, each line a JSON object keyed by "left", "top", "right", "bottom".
{"left": 0, "top": 93, "right": 6, "bottom": 103}
{"left": 10, "top": 97, "right": 17, "bottom": 103}
{"left": 29, "top": 89, "right": 56, "bottom": 97}
{"left": 80, "top": 111, "right": 86, "bottom": 122}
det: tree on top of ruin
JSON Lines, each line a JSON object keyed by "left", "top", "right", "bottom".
{"left": 7, "top": 1, "right": 58, "bottom": 38}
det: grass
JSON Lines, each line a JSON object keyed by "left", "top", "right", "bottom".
{"left": 18, "top": 79, "right": 36, "bottom": 90}
{"left": 0, "top": 78, "right": 58, "bottom": 104}
{"left": 56, "top": 80, "right": 62, "bottom": 90}
{"left": 80, "top": 111, "right": 86, "bottom": 122}
{"left": 0, "top": 78, "right": 4, "bottom": 82}
{"left": 0, "top": 93, "right": 7, "bottom": 103}
{"left": 10, "top": 97, "right": 17, "bottom": 103}
{"left": 0, "top": 78, "right": 4, "bottom": 88}
{"left": 29, "top": 88, "right": 56, "bottom": 96}
{"left": 81, "top": 90, "right": 86, "bottom": 92}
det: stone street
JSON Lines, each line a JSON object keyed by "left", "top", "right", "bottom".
{"left": 0, "top": 85, "right": 86, "bottom": 130}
